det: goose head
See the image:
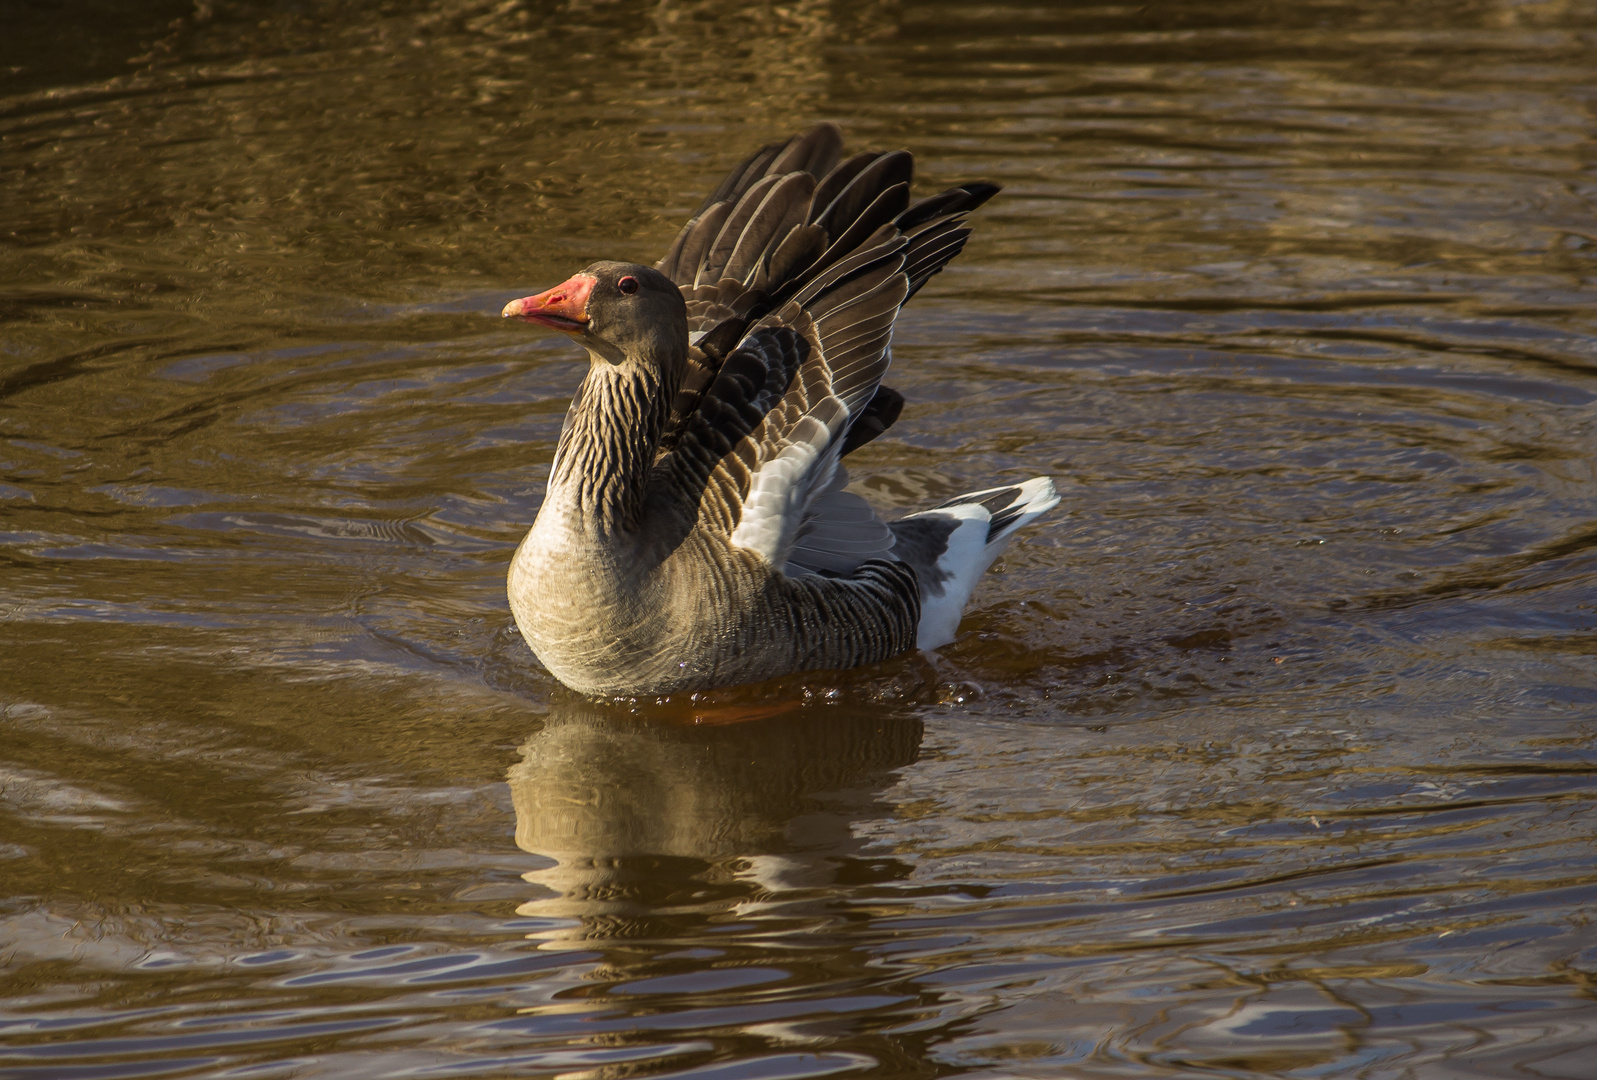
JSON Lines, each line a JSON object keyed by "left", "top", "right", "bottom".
{"left": 503, "top": 262, "right": 687, "bottom": 371}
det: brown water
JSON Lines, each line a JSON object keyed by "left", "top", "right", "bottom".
{"left": 3, "top": 1, "right": 1596, "bottom": 1076}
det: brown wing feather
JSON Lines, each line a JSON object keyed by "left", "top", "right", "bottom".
{"left": 723, "top": 173, "right": 816, "bottom": 286}
{"left": 652, "top": 127, "right": 1001, "bottom": 561}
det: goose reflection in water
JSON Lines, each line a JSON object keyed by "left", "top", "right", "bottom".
{"left": 498, "top": 699, "right": 964, "bottom": 1071}
{"left": 509, "top": 697, "right": 924, "bottom": 944}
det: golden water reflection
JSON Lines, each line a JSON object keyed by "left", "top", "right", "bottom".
{"left": 510, "top": 699, "right": 923, "bottom": 934}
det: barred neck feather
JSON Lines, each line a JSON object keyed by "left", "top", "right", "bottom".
{"left": 549, "top": 361, "right": 673, "bottom": 538}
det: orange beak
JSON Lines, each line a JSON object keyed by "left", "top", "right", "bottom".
{"left": 502, "top": 273, "right": 596, "bottom": 334}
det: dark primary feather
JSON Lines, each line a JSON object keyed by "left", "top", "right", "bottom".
{"left": 814, "top": 159, "right": 912, "bottom": 247}
{"left": 811, "top": 150, "right": 900, "bottom": 231}
{"left": 656, "top": 123, "right": 996, "bottom": 336}
{"left": 723, "top": 173, "right": 814, "bottom": 286}
{"left": 700, "top": 124, "right": 842, "bottom": 217}
{"left": 839, "top": 386, "right": 904, "bottom": 457}
{"left": 658, "top": 124, "right": 842, "bottom": 281}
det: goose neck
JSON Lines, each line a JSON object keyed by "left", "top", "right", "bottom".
{"left": 548, "top": 358, "right": 673, "bottom": 537}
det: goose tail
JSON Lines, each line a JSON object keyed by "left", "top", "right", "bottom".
{"left": 890, "top": 477, "right": 1061, "bottom": 650}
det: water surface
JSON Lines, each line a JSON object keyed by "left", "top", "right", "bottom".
{"left": 2, "top": 1, "right": 1595, "bottom": 1077}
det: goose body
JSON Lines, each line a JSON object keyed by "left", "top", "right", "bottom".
{"left": 504, "top": 124, "right": 1059, "bottom": 696}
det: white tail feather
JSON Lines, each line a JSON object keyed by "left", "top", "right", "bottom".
{"left": 904, "top": 477, "right": 1060, "bottom": 649}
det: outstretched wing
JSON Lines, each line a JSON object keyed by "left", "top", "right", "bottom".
{"left": 652, "top": 125, "right": 998, "bottom": 576}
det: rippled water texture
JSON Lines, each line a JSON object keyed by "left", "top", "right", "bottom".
{"left": 4, "top": 1, "right": 1596, "bottom": 1076}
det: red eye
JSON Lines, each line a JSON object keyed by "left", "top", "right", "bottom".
{"left": 617, "top": 276, "right": 639, "bottom": 295}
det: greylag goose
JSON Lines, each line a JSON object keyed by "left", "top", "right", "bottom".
{"left": 502, "top": 123, "right": 1059, "bottom": 696}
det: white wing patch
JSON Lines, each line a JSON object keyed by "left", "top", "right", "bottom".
{"left": 729, "top": 432, "right": 826, "bottom": 562}
{"left": 728, "top": 401, "right": 901, "bottom": 580}
{"left": 727, "top": 385, "right": 871, "bottom": 571}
